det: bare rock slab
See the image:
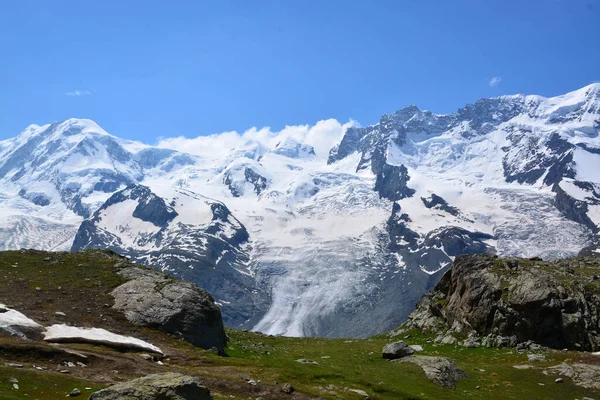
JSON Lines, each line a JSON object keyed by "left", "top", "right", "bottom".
{"left": 88, "top": 372, "right": 212, "bottom": 400}
{"left": 394, "top": 355, "right": 467, "bottom": 389}
{"left": 545, "top": 362, "right": 600, "bottom": 390}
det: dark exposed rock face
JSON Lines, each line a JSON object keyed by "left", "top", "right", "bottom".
{"left": 374, "top": 164, "right": 415, "bottom": 201}
{"left": 111, "top": 265, "right": 227, "bottom": 353}
{"left": 224, "top": 167, "right": 268, "bottom": 197}
{"left": 421, "top": 227, "right": 494, "bottom": 257}
{"left": 553, "top": 180, "right": 600, "bottom": 233}
{"left": 18, "top": 189, "right": 51, "bottom": 207}
{"left": 503, "top": 132, "right": 576, "bottom": 185}
{"left": 327, "top": 127, "right": 366, "bottom": 164}
{"left": 244, "top": 168, "right": 268, "bottom": 195}
{"left": 421, "top": 194, "right": 459, "bottom": 216}
{"left": 386, "top": 202, "right": 495, "bottom": 274}
{"left": 89, "top": 372, "right": 212, "bottom": 400}
{"left": 386, "top": 203, "right": 419, "bottom": 252}
{"left": 403, "top": 254, "right": 600, "bottom": 351}
{"left": 84, "top": 184, "right": 179, "bottom": 228}
{"left": 578, "top": 241, "right": 600, "bottom": 257}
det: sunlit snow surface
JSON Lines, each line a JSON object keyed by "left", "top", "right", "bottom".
{"left": 1, "top": 85, "right": 599, "bottom": 337}
{"left": 0, "top": 304, "right": 42, "bottom": 330}
{"left": 43, "top": 324, "right": 163, "bottom": 354}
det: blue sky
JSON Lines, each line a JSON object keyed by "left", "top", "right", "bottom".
{"left": 1, "top": 0, "right": 598, "bottom": 142}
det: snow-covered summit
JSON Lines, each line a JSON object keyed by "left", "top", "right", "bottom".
{"left": 273, "top": 137, "right": 317, "bottom": 158}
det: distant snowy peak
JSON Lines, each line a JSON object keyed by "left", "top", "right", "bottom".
{"left": 73, "top": 183, "right": 250, "bottom": 251}
{"left": 330, "top": 84, "right": 599, "bottom": 166}
{"left": 273, "top": 137, "right": 316, "bottom": 158}
{"left": 222, "top": 161, "right": 268, "bottom": 198}
{"left": 326, "top": 84, "right": 600, "bottom": 238}
{"left": 0, "top": 119, "right": 204, "bottom": 218}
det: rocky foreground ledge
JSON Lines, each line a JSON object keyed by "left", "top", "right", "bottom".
{"left": 0, "top": 249, "right": 226, "bottom": 354}
{"left": 397, "top": 254, "right": 600, "bottom": 351}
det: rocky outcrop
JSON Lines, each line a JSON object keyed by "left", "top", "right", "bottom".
{"left": 374, "top": 164, "right": 415, "bottom": 201}
{"left": 403, "top": 254, "right": 600, "bottom": 351}
{"left": 382, "top": 341, "right": 414, "bottom": 359}
{"left": 579, "top": 241, "right": 600, "bottom": 257}
{"left": 111, "top": 265, "right": 227, "bottom": 353}
{"left": 244, "top": 168, "right": 268, "bottom": 195}
{"left": 327, "top": 127, "right": 366, "bottom": 164}
{"left": 545, "top": 362, "right": 600, "bottom": 390}
{"left": 503, "top": 132, "right": 575, "bottom": 185}
{"left": 386, "top": 202, "right": 495, "bottom": 274}
{"left": 89, "top": 372, "right": 212, "bottom": 400}
{"left": 393, "top": 356, "right": 467, "bottom": 389}
{"left": 553, "top": 180, "right": 599, "bottom": 233}
{"left": 421, "top": 194, "right": 459, "bottom": 216}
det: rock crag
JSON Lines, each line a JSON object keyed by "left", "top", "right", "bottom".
{"left": 402, "top": 254, "right": 600, "bottom": 351}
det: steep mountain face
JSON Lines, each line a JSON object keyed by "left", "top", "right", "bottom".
{"left": 71, "top": 184, "right": 267, "bottom": 327}
{"left": 328, "top": 84, "right": 600, "bottom": 263}
{"left": 1, "top": 84, "right": 599, "bottom": 337}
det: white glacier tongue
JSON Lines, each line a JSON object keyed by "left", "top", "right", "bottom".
{"left": 1, "top": 84, "right": 600, "bottom": 338}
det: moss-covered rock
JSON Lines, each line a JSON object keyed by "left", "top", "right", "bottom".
{"left": 403, "top": 254, "right": 600, "bottom": 350}
{"left": 88, "top": 372, "right": 211, "bottom": 399}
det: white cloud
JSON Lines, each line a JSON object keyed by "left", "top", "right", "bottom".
{"left": 156, "top": 119, "right": 356, "bottom": 159}
{"left": 65, "top": 89, "right": 92, "bottom": 97}
{"left": 489, "top": 77, "right": 502, "bottom": 87}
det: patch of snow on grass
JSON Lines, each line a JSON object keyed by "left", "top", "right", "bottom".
{"left": 0, "top": 304, "right": 42, "bottom": 329}
{"left": 43, "top": 324, "right": 163, "bottom": 354}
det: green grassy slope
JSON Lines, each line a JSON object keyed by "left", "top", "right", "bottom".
{"left": 1, "top": 250, "right": 598, "bottom": 399}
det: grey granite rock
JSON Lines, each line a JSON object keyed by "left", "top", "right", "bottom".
{"left": 88, "top": 372, "right": 211, "bottom": 400}
{"left": 382, "top": 341, "right": 414, "bottom": 360}
{"left": 393, "top": 355, "right": 467, "bottom": 389}
{"left": 111, "top": 266, "right": 226, "bottom": 353}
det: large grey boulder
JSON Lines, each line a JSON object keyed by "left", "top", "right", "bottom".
{"left": 111, "top": 266, "right": 226, "bottom": 353}
{"left": 382, "top": 341, "right": 414, "bottom": 360}
{"left": 88, "top": 372, "right": 211, "bottom": 400}
{"left": 394, "top": 356, "right": 467, "bottom": 389}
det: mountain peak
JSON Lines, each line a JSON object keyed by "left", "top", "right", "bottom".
{"left": 273, "top": 137, "right": 316, "bottom": 158}
{"left": 50, "top": 118, "right": 110, "bottom": 138}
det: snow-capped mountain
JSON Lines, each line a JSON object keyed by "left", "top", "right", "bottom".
{"left": 1, "top": 84, "right": 599, "bottom": 338}
{"left": 70, "top": 184, "right": 266, "bottom": 326}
